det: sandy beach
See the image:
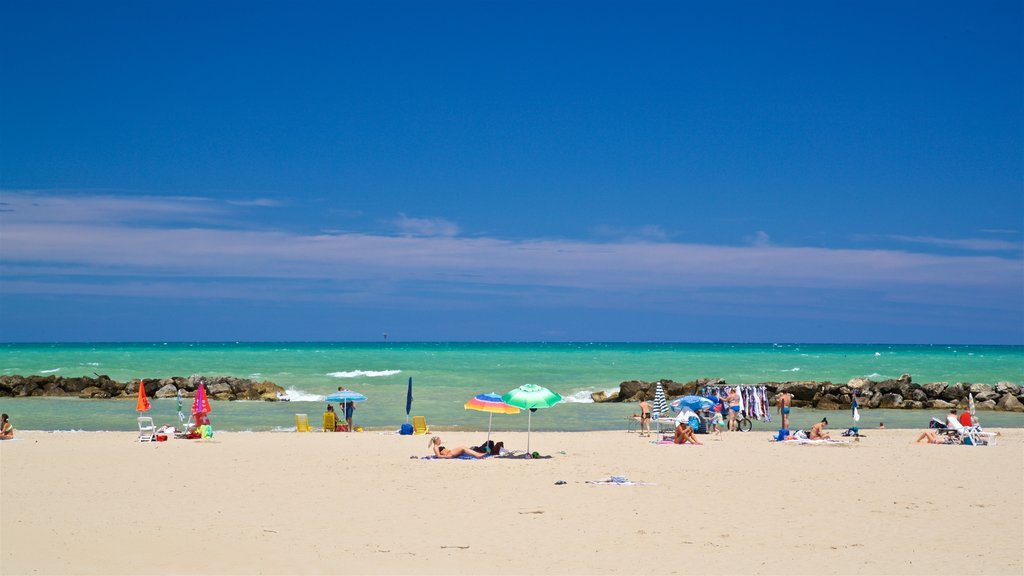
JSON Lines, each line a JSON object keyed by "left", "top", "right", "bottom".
{"left": 1, "top": 428, "right": 1021, "bottom": 575}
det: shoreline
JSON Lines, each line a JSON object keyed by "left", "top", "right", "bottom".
{"left": 2, "top": 429, "right": 1022, "bottom": 575}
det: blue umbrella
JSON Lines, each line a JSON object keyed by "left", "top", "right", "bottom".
{"left": 671, "top": 395, "right": 715, "bottom": 412}
{"left": 405, "top": 377, "right": 413, "bottom": 423}
{"left": 325, "top": 390, "right": 367, "bottom": 430}
{"left": 325, "top": 390, "right": 367, "bottom": 403}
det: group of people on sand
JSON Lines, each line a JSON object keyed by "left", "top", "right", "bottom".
{"left": 325, "top": 387, "right": 356, "bottom": 432}
{"left": 914, "top": 408, "right": 975, "bottom": 444}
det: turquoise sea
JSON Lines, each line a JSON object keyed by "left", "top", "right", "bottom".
{"left": 2, "top": 342, "right": 1023, "bottom": 432}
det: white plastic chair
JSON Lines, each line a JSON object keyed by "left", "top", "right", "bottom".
{"left": 137, "top": 416, "right": 156, "bottom": 442}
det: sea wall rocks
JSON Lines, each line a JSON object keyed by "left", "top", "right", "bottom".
{"left": 0, "top": 374, "right": 286, "bottom": 402}
{"left": 597, "top": 376, "right": 1024, "bottom": 412}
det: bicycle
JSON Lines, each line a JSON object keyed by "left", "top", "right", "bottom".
{"left": 728, "top": 410, "right": 753, "bottom": 432}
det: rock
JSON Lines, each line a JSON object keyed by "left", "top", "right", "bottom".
{"left": 974, "top": 391, "right": 1000, "bottom": 402}
{"left": 848, "top": 377, "right": 871, "bottom": 389}
{"left": 927, "top": 399, "right": 954, "bottom": 409}
{"left": 921, "top": 383, "right": 946, "bottom": 398}
{"left": 773, "top": 381, "right": 820, "bottom": 401}
{"left": 878, "top": 393, "right": 904, "bottom": 409}
{"left": 969, "top": 383, "right": 992, "bottom": 394}
{"left": 877, "top": 379, "right": 901, "bottom": 394}
{"left": 977, "top": 400, "right": 997, "bottom": 411}
{"left": 78, "top": 386, "right": 111, "bottom": 399}
{"left": 867, "top": 394, "right": 882, "bottom": 409}
{"left": 616, "top": 381, "right": 646, "bottom": 402}
{"left": 939, "top": 383, "right": 964, "bottom": 402}
{"left": 909, "top": 388, "right": 928, "bottom": 403}
{"left": 995, "top": 381, "right": 1021, "bottom": 396}
{"left": 154, "top": 384, "right": 178, "bottom": 399}
{"left": 591, "top": 391, "right": 608, "bottom": 402}
{"left": 901, "top": 400, "right": 924, "bottom": 409}
{"left": 898, "top": 373, "right": 912, "bottom": 384}
{"left": 816, "top": 396, "right": 844, "bottom": 410}
{"left": 995, "top": 393, "right": 1024, "bottom": 412}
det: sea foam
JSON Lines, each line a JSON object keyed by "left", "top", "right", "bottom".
{"left": 40, "top": 368, "right": 61, "bottom": 373}
{"left": 561, "top": 390, "right": 596, "bottom": 404}
{"left": 280, "top": 388, "right": 325, "bottom": 402}
{"left": 327, "top": 370, "right": 401, "bottom": 378}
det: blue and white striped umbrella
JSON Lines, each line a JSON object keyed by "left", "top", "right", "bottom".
{"left": 652, "top": 382, "right": 669, "bottom": 416}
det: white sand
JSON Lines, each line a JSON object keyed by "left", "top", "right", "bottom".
{"left": 1, "top": 428, "right": 1021, "bottom": 575}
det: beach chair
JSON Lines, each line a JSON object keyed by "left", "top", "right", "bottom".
{"left": 323, "top": 411, "right": 336, "bottom": 432}
{"left": 176, "top": 411, "right": 195, "bottom": 438}
{"left": 137, "top": 416, "right": 156, "bottom": 442}
{"left": 411, "top": 415, "right": 429, "bottom": 435}
{"left": 295, "top": 414, "right": 311, "bottom": 432}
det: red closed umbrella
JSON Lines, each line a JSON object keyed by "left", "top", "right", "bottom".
{"left": 136, "top": 380, "right": 150, "bottom": 413}
{"left": 193, "top": 381, "right": 211, "bottom": 415}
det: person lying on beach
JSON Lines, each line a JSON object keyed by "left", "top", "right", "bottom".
{"left": 808, "top": 418, "right": 831, "bottom": 440}
{"left": 914, "top": 430, "right": 949, "bottom": 444}
{"left": 1, "top": 414, "right": 13, "bottom": 440}
{"left": 429, "top": 436, "right": 486, "bottom": 459}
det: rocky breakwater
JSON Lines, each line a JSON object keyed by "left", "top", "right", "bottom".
{"left": 594, "top": 375, "right": 1024, "bottom": 412}
{"left": 0, "top": 374, "right": 287, "bottom": 402}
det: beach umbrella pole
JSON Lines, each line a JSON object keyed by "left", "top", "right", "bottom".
{"left": 487, "top": 413, "right": 493, "bottom": 443}
{"left": 527, "top": 409, "right": 532, "bottom": 454}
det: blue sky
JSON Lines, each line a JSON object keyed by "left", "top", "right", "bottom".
{"left": 1, "top": 1, "right": 1021, "bottom": 343}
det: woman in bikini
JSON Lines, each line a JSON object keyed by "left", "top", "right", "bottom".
{"left": 429, "top": 436, "right": 486, "bottom": 459}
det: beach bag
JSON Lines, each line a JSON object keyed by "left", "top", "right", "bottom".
{"left": 399, "top": 423, "right": 413, "bottom": 435}
{"left": 776, "top": 428, "right": 790, "bottom": 441}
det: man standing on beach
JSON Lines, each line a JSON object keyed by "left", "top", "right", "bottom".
{"left": 338, "top": 386, "right": 356, "bottom": 431}
{"left": 778, "top": 391, "right": 793, "bottom": 430}
{"left": 638, "top": 397, "right": 652, "bottom": 437}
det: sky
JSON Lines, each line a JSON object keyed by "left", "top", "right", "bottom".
{"left": 1, "top": 1, "right": 1022, "bottom": 344}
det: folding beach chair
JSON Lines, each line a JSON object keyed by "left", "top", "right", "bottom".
{"left": 295, "top": 414, "right": 312, "bottom": 432}
{"left": 411, "top": 415, "right": 429, "bottom": 435}
{"left": 323, "top": 411, "right": 336, "bottom": 432}
{"left": 137, "top": 416, "right": 156, "bottom": 442}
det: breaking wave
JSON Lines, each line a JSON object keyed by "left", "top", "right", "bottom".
{"left": 327, "top": 370, "right": 401, "bottom": 378}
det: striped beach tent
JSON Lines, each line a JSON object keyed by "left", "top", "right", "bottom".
{"left": 652, "top": 381, "right": 669, "bottom": 416}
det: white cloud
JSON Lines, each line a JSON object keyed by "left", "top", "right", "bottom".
{"left": 391, "top": 214, "right": 460, "bottom": 237}
{"left": 1, "top": 192, "right": 1021, "bottom": 314}
{"left": 859, "top": 233, "right": 1022, "bottom": 253}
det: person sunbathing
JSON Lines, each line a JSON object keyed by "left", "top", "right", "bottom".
{"left": 914, "top": 430, "right": 948, "bottom": 444}
{"left": 808, "top": 418, "right": 831, "bottom": 440}
{"left": 429, "top": 436, "right": 486, "bottom": 458}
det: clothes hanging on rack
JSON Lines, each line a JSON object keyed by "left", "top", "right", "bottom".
{"left": 698, "top": 384, "right": 773, "bottom": 423}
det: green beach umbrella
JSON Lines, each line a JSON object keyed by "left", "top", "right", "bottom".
{"left": 502, "top": 384, "right": 562, "bottom": 454}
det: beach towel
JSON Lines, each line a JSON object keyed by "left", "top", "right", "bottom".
{"left": 586, "top": 476, "right": 654, "bottom": 486}
{"left": 777, "top": 438, "right": 852, "bottom": 445}
{"left": 654, "top": 440, "right": 701, "bottom": 445}
{"left": 496, "top": 451, "right": 553, "bottom": 459}
{"left": 419, "top": 454, "right": 492, "bottom": 460}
